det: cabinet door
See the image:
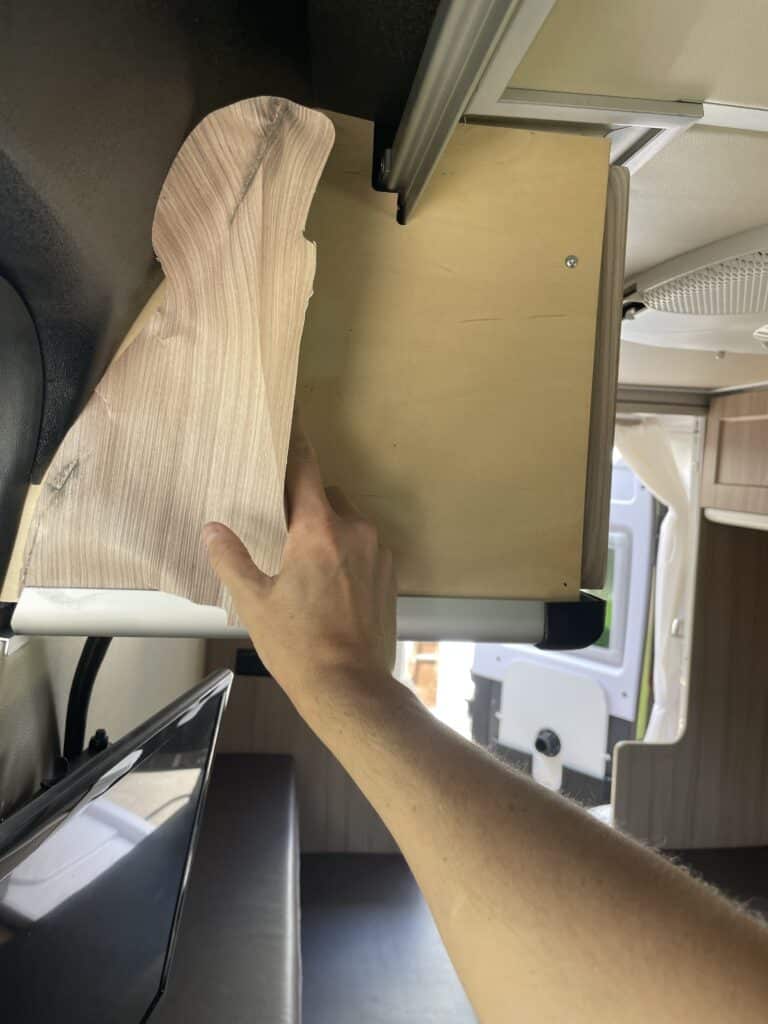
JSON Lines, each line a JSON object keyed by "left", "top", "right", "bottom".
{"left": 701, "top": 389, "right": 768, "bottom": 514}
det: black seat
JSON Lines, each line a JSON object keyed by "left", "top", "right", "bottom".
{"left": 301, "top": 853, "right": 477, "bottom": 1024}
{"left": 156, "top": 752, "right": 476, "bottom": 1023}
{"left": 154, "top": 754, "right": 302, "bottom": 1023}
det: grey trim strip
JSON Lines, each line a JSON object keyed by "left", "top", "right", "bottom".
{"left": 11, "top": 587, "right": 546, "bottom": 643}
{"left": 494, "top": 89, "right": 703, "bottom": 128}
{"left": 581, "top": 166, "right": 629, "bottom": 589}
{"left": 611, "top": 124, "right": 691, "bottom": 176}
{"left": 379, "top": 0, "right": 517, "bottom": 222}
{"left": 711, "top": 378, "right": 768, "bottom": 396}
{"left": 397, "top": 596, "right": 546, "bottom": 642}
{"left": 616, "top": 385, "right": 710, "bottom": 416}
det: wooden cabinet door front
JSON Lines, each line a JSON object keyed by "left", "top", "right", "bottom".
{"left": 702, "top": 389, "right": 768, "bottom": 514}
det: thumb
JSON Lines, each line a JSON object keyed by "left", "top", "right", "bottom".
{"left": 203, "top": 522, "right": 270, "bottom": 596}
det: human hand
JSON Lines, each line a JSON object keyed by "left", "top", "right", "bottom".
{"left": 203, "top": 420, "right": 397, "bottom": 702}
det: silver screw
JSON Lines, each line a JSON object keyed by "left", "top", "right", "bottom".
{"left": 564, "top": 254, "right": 578, "bottom": 268}
{"left": 715, "top": 350, "right": 726, "bottom": 360}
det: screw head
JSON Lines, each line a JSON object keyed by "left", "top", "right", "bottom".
{"left": 564, "top": 254, "right": 579, "bottom": 268}
{"left": 715, "top": 350, "right": 726, "bottom": 360}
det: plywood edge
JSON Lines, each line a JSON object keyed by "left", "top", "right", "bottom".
{"left": 0, "top": 485, "right": 41, "bottom": 603}
{"left": 581, "top": 165, "right": 629, "bottom": 588}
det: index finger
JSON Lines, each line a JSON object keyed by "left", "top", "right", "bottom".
{"left": 285, "top": 411, "right": 331, "bottom": 526}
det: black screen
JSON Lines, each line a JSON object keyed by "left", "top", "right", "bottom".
{"left": 0, "top": 685, "right": 224, "bottom": 1024}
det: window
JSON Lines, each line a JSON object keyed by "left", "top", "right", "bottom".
{"left": 397, "top": 641, "right": 474, "bottom": 740}
{"left": 591, "top": 546, "right": 615, "bottom": 650}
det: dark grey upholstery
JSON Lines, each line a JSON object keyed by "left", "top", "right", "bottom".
{"left": 152, "top": 754, "right": 477, "bottom": 1023}
{"left": 301, "top": 854, "right": 478, "bottom": 1024}
{"left": 153, "top": 754, "right": 300, "bottom": 1024}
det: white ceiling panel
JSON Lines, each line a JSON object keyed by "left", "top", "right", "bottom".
{"left": 488, "top": 0, "right": 768, "bottom": 388}
{"left": 619, "top": 340, "right": 768, "bottom": 389}
{"left": 510, "top": 0, "right": 768, "bottom": 109}
{"left": 624, "top": 126, "right": 768, "bottom": 279}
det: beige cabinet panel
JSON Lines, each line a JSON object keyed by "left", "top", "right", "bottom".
{"left": 299, "top": 112, "right": 609, "bottom": 599}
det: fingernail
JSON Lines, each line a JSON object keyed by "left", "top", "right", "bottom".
{"left": 202, "top": 522, "right": 224, "bottom": 545}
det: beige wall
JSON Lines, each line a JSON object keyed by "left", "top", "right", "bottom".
{"left": 0, "top": 636, "right": 205, "bottom": 818}
{"left": 42, "top": 636, "right": 207, "bottom": 743}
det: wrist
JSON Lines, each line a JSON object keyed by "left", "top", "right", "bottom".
{"left": 283, "top": 659, "right": 411, "bottom": 732}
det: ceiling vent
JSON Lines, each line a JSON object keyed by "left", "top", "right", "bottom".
{"left": 622, "top": 225, "right": 768, "bottom": 354}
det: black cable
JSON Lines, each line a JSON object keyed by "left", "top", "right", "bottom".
{"left": 63, "top": 636, "right": 112, "bottom": 762}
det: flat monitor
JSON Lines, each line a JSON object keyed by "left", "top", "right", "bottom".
{"left": 0, "top": 669, "right": 232, "bottom": 1023}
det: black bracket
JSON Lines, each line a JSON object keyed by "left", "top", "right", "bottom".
{"left": 537, "top": 593, "right": 606, "bottom": 651}
{"left": 371, "top": 121, "right": 396, "bottom": 192}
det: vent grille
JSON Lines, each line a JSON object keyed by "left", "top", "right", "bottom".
{"left": 642, "top": 251, "right": 768, "bottom": 315}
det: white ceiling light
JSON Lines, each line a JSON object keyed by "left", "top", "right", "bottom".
{"left": 622, "top": 225, "right": 768, "bottom": 355}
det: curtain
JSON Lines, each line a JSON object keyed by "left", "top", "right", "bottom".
{"left": 614, "top": 420, "right": 690, "bottom": 743}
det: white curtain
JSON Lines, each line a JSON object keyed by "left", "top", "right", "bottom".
{"left": 614, "top": 420, "right": 690, "bottom": 743}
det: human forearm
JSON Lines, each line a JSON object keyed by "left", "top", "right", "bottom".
{"left": 205, "top": 422, "right": 768, "bottom": 1024}
{"left": 288, "top": 664, "right": 768, "bottom": 1024}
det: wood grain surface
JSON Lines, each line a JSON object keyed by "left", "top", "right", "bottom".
{"left": 613, "top": 516, "right": 768, "bottom": 848}
{"left": 14, "top": 106, "right": 610, "bottom": 611}
{"left": 21, "top": 99, "right": 334, "bottom": 623}
{"left": 701, "top": 388, "right": 768, "bottom": 514}
{"left": 298, "top": 113, "right": 609, "bottom": 599}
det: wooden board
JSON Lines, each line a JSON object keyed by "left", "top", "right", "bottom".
{"left": 6, "top": 110, "right": 609, "bottom": 608}
{"left": 298, "top": 113, "right": 609, "bottom": 599}
{"left": 701, "top": 388, "right": 768, "bottom": 514}
{"left": 613, "top": 516, "right": 768, "bottom": 848}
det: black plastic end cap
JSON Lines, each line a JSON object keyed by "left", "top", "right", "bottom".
{"left": 371, "top": 120, "right": 396, "bottom": 193}
{"left": 88, "top": 728, "right": 110, "bottom": 755}
{"left": 537, "top": 593, "right": 606, "bottom": 651}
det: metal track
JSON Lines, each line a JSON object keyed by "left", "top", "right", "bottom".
{"left": 377, "top": 0, "right": 521, "bottom": 222}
